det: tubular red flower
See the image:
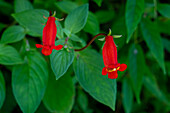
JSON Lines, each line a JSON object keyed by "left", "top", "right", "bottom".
{"left": 102, "top": 36, "right": 127, "bottom": 79}
{"left": 36, "top": 16, "right": 63, "bottom": 56}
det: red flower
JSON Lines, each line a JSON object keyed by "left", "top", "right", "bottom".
{"left": 36, "top": 16, "right": 63, "bottom": 56}
{"left": 102, "top": 36, "right": 127, "bottom": 79}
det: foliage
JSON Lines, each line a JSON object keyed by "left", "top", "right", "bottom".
{"left": 0, "top": 0, "right": 170, "bottom": 113}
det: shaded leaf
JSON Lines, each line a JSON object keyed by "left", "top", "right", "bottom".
{"left": 122, "top": 78, "right": 133, "bottom": 113}
{"left": 55, "top": 1, "right": 78, "bottom": 14}
{"left": 157, "top": 18, "right": 170, "bottom": 35}
{"left": 12, "top": 9, "right": 48, "bottom": 37}
{"left": 0, "top": 71, "right": 5, "bottom": 109}
{"left": 43, "top": 69, "right": 75, "bottom": 113}
{"left": 12, "top": 51, "right": 48, "bottom": 113}
{"left": 65, "top": 4, "right": 89, "bottom": 34}
{"left": 125, "top": 0, "right": 144, "bottom": 43}
{"left": 84, "top": 12, "right": 99, "bottom": 35}
{"left": 162, "top": 38, "right": 170, "bottom": 53}
{"left": 73, "top": 49, "right": 117, "bottom": 110}
{"left": 14, "top": 0, "right": 33, "bottom": 13}
{"left": 95, "top": 10, "right": 114, "bottom": 24}
{"left": 129, "top": 44, "right": 145, "bottom": 103}
{"left": 1, "top": 25, "right": 25, "bottom": 44}
{"left": 0, "top": 44, "right": 23, "bottom": 65}
{"left": 50, "top": 40, "right": 74, "bottom": 80}
{"left": 157, "top": 4, "right": 170, "bottom": 18}
{"left": 140, "top": 19, "right": 166, "bottom": 74}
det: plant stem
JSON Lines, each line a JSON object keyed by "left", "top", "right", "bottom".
{"left": 74, "top": 33, "right": 107, "bottom": 51}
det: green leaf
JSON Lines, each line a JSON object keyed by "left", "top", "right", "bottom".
{"left": 12, "top": 51, "right": 48, "bottom": 113}
{"left": 122, "top": 78, "right": 133, "bottom": 113}
{"left": 125, "top": 0, "right": 144, "bottom": 43}
{"left": 12, "top": 9, "right": 48, "bottom": 37}
{"left": 162, "top": 38, "right": 170, "bottom": 53}
{"left": 0, "top": 1, "right": 13, "bottom": 15}
{"left": 0, "top": 71, "right": 5, "bottom": 109}
{"left": 0, "top": 44, "right": 23, "bottom": 65}
{"left": 0, "top": 23, "right": 5, "bottom": 32}
{"left": 50, "top": 40, "right": 74, "bottom": 80}
{"left": 43, "top": 69, "right": 75, "bottom": 113}
{"left": 143, "top": 70, "right": 170, "bottom": 105}
{"left": 128, "top": 44, "right": 145, "bottom": 103}
{"left": 70, "top": 34, "right": 82, "bottom": 42}
{"left": 157, "top": 18, "right": 170, "bottom": 35}
{"left": 1, "top": 25, "right": 25, "bottom": 44}
{"left": 95, "top": 10, "right": 114, "bottom": 24}
{"left": 93, "top": 0, "right": 102, "bottom": 7}
{"left": 56, "top": 21, "right": 63, "bottom": 39}
{"left": 77, "top": 90, "right": 88, "bottom": 111}
{"left": 14, "top": 0, "right": 33, "bottom": 13}
{"left": 73, "top": 49, "right": 117, "bottom": 110}
{"left": 140, "top": 19, "right": 166, "bottom": 74}
{"left": 55, "top": 1, "right": 78, "bottom": 14}
{"left": 84, "top": 12, "right": 99, "bottom": 35}
{"left": 158, "top": 4, "right": 170, "bottom": 18}
{"left": 65, "top": 4, "right": 89, "bottom": 34}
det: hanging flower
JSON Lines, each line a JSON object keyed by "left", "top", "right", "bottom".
{"left": 36, "top": 11, "right": 63, "bottom": 56}
{"left": 102, "top": 36, "right": 127, "bottom": 79}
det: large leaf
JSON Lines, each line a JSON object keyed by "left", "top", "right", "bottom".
{"left": 128, "top": 44, "right": 145, "bottom": 103}
{"left": 0, "top": 71, "right": 5, "bottom": 109}
{"left": 12, "top": 51, "right": 48, "bottom": 113}
{"left": 95, "top": 10, "right": 114, "bottom": 24}
{"left": 56, "top": 21, "right": 63, "bottom": 39}
{"left": 73, "top": 49, "right": 117, "bottom": 110}
{"left": 0, "top": 25, "right": 25, "bottom": 44}
{"left": 157, "top": 4, "right": 170, "bottom": 18}
{"left": 0, "top": 44, "right": 23, "bottom": 65}
{"left": 65, "top": 4, "right": 89, "bottom": 34}
{"left": 43, "top": 69, "right": 75, "bottom": 113}
{"left": 140, "top": 19, "right": 166, "bottom": 74}
{"left": 125, "top": 0, "right": 144, "bottom": 43}
{"left": 12, "top": 9, "right": 48, "bottom": 37}
{"left": 14, "top": 0, "right": 33, "bottom": 13}
{"left": 55, "top": 1, "right": 78, "bottom": 14}
{"left": 143, "top": 70, "right": 170, "bottom": 106}
{"left": 50, "top": 40, "right": 74, "bottom": 80}
{"left": 122, "top": 78, "right": 133, "bottom": 113}
{"left": 84, "top": 12, "right": 99, "bottom": 35}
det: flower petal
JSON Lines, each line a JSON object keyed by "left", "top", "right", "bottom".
{"left": 108, "top": 71, "right": 118, "bottom": 79}
{"left": 102, "top": 67, "right": 107, "bottom": 75}
{"left": 35, "top": 44, "right": 43, "bottom": 48}
{"left": 42, "top": 47, "right": 52, "bottom": 56}
{"left": 119, "top": 64, "right": 127, "bottom": 71}
{"left": 52, "top": 45, "right": 63, "bottom": 50}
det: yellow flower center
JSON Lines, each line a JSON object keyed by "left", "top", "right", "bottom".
{"left": 106, "top": 67, "right": 120, "bottom": 72}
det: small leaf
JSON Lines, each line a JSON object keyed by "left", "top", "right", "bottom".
{"left": 0, "top": 71, "right": 5, "bottom": 109}
{"left": 14, "top": 0, "right": 33, "bottom": 13}
{"left": 55, "top": 1, "right": 78, "bottom": 14}
{"left": 73, "top": 49, "right": 117, "bottom": 110}
{"left": 43, "top": 69, "right": 75, "bottom": 113}
{"left": 95, "top": 10, "right": 114, "bottom": 24}
{"left": 157, "top": 4, "right": 170, "bottom": 18}
{"left": 129, "top": 44, "right": 145, "bottom": 103}
{"left": 125, "top": 0, "right": 145, "bottom": 43}
{"left": 12, "top": 9, "right": 48, "bottom": 37}
{"left": 162, "top": 38, "right": 170, "bottom": 53}
{"left": 0, "top": 1, "right": 13, "bottom": 15}
{"left": 0, "top": 23, "right": 6, "bottom": 32}
{"left": 122, "top": 78, "right": 133, "bottom": 113}
{"left": 12, "top": 51, "right": 48, "bottom": 113}
{"left": 65, "top": 4, "right": 89, "bottom": 34}
{"left": 140, "top": 19, "right": 166, "bottom": 74}
{"left": 93, "top": 0, "right": 103, "bottom": 7}
{"left": 70, "top": 34, "right": 82, "bottom": 42}
{"left": 84, "top": 12, "right": 99, "bottom": 35}
{"left": 1, "top": 25, "right": 25, "bottom": 44}
{"left": 0, "top": 44, "right": 23, "bottom": 65}
{"left": 157, "top": 17, "right": 170, "bottom": 35}
{"left": 50, "top": 40, "right": 74, "bottom": 80}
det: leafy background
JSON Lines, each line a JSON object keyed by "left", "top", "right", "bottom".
{"left": 0, "top": 0, "right": 170, "bottom": 113}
